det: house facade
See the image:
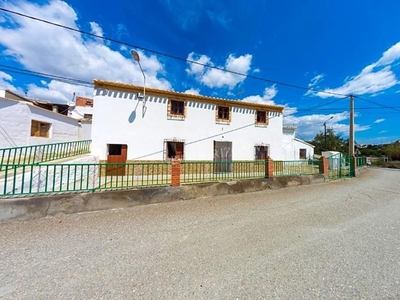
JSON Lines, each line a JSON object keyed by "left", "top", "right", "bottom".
{"left": 91, "top": 80, "right": 285, "bottom": 163}
{"left": 0, "top": 95, "right": 89, "bottom": 148}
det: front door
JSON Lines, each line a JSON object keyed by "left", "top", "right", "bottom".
{"left": 213, "top": 141, "right": 232, "bottom": 172}
{"left": 106, "top": 144, "right": 127, "bottom": 176}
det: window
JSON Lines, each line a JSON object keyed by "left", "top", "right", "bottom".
{"left": 166, "top": 141, "right": 184, "bottom": 159}
{"left": 256, "top": 110, "right": 268, "bottom": 124}
{"left": 299, "top": 149, "right": 307, "bottom": 159}
{"left": 256, "top": 110, "right": 268, "bottom": 125}
{"left": 216, "top": 106, "right": 231, "bottom": 123}
{"left": 84, "top": 114, "right": 93, "bottom": 120}
{"left": 85, "top": 100, "right": 93, "bottom": 107}
{"left": 31, "top": 120, "right": 50, "bottom": 138}
{"left": 168, "top": 99, "right": 186, "bottom": 119}
{"left": 255, "top": 145, "right": 269, "bottom": 160}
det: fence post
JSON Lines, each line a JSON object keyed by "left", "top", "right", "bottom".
{"left": 351, "top": 155, "right": 357, "bottom": 177}
{"left": 265, "top": 157, "right": 274, "bottom": 178}
{"left": 171, "top": 159, "right": 181, "bottom": 186}
{"left": 319, "top": 156, "right": 328, "bottom": 175}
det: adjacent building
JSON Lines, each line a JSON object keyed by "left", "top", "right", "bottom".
{"left": 282, "top": 125, "right": 315, "bottom": 160}
{"left": 0, "top": 89, "right": 90, "bottom": 148}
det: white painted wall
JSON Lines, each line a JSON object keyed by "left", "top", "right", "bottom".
{"left": 0, "top": 97, "right": 84, "bottom": 148}
{"left": 294, "top": 138, "right": 315, "bottom": 159}
{"left": 78, "top": 121, "right": 92, "bottom": 140}
{"left": 91, "top": 89, "right": 284, "bottom": 161}
{"left": 282, "top": 128, "right": 296, "bottom": 160}
{"left": 282, "top": 127, "right": 314, "bottom": 160}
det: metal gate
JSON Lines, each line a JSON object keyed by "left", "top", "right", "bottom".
{"left": 213, "top": 141, "right": 232, "bottom": 173}
{"left": 327, "top": 152, "right": 354, "bottom": 180}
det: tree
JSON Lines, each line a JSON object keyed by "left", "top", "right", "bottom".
{"left": 383, "top": 144, "right": 400, "bottom": 160}
{"left": 308, "top": 129, "right": 348, "bottom": 155}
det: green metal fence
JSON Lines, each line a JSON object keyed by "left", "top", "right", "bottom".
{"left": 181, "top": 160, "right": 266, "bottom": 183}
{"left": 0, "top": 140, "right": 91, "bottom": 171}
{"left": 273, "top": 159, "right": 320, "bottom": 177}
{"left": 356, "top": 156, "right": 367, "bottom": 167}
{"left": 1, "top": 156, "right": 365, "bottom": 198}
{"left": 327, "top": 153, "right": 354, "bottom": 180}
{"left": 0, "top": 161, "right": 171, "bottom": 197}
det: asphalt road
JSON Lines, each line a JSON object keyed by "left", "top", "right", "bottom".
{"left": 1, "top": 168, "right": 400, "bottom": 299}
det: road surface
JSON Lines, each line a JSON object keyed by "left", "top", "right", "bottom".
{"left": 1, "top": 168, "right": 400, "bottom": 299}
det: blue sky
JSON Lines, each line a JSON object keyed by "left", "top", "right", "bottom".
{"left": 1, "top": 0, "right": 400, "bottom": 144}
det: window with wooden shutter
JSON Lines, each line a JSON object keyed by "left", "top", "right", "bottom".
{"left": 31, "top": 120, "right": 50, "bottom": 138}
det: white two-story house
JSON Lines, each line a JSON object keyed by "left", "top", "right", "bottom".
{"left": 91, "top": 80, "right": 285, "bottom": 165}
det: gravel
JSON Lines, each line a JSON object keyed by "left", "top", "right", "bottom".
{"left": 1, "top": 168, "right": 400, "bottom": 299}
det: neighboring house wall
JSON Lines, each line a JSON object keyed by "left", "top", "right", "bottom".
{"left": 294, "top": 138, "right": 314, "bottom": 159}
{"left": 282, "top": 126, "right": 315, "bottom": 160}
{"left": 79, "top": 120, "right": 92, "bottom": 140}
{"left": 91, "top": 82, "right": 284, "bottom": 161}
{"left": 0, "top": 97, "right": 83, "bottom": 148}
{"left": 69, "top": 96, "right": 94, "bottom": 120}
{"left": 282, "top": 127, "right": 296, "bottom": 160}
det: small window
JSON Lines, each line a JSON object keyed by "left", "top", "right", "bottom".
{"left": 84, "top": 114, "right": 93, "bottom": 120}
{"left": 171, "top": 100, "right": 184, "bottom": 115}
{"left": 166, "top": 141, "right": 184, "bottom": 160}
{"left": 217, "top": 106, "right": 230, "bottom": 121}
{"left": 168, "top": 99, "right": 186, "bottom": 119}
{"left": 85, "top": 100, "right": 93, "bottom": 107}
{"left": 256, "top": 110, "right": 268, "bottom": 125}
{"left": 108, "top": 144, "right": 122, "bottom": 155}
{"left": 299, "top": 149, "right": 307, "bottom": 159}
{"left": 31, "top": 120, "right": 50, "bottom": 138}
{"left": 255, "top": 145, "right": 269, "bottom": 160}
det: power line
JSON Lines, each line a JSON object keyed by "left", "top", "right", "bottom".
{"left": 0, "top": 7, "right": 349, "bottom": 98}
{"left": 356, "top": 95, "right": 400, "bottom": 113}
{"left": 0, "top": 64, "right": 92, "bottom": 87}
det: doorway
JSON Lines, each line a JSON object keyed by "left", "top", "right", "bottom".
{"left": 106, "top": 144, "right": 127, "bottom": 176}
{"left": 213, "top": 141, "right": 232, "bottom": 172}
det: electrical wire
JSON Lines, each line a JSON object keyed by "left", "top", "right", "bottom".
{"left": 356, "top": 95, "right": 400, "bottom": 113}
{"left": 0, "top": 7, "right": 349, "bottom": 98}
{"left": 0, "top": 64, "right": 93, "bottom": 87}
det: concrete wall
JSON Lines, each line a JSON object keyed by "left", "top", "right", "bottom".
{"left": 0, "top": 174, "right": 327, "bottom": 222}
{"left": 91, "top": 89, "right": 284, "bottom": 161}
{"left": 0, "top": 97, "right": 83, "bottom": 148}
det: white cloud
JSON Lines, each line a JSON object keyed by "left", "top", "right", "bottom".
{"left": 186, "top": 52, "right": 211, "bottom": 76}
{"left": 89, "top": 22, "right": 103, "bottom": 38}
{"left": 0, "top": 71, "right": 20, "bottom": 93}
{"left": 253, "top": 68, "right": 261, "bottom": 73}
{"left": 374, "top": 118, "right": 385, "bottom": 124}
{"left": 186, "top": 52, "right": 252, "bottom": 89}
{"left": 313, "top": 41, "right": 400, "bottom": 98}
{"left": 309, "top": 73, "right": 325, "bottom": 88}
{"left": 183, "top": 88, "right": 200, "bottom": 95}
{"left": 285, "top": 112, "right": 370, "bottom": 140}
{"left": 0, "top": 0, "right": 171, "bottom": 103}
{"left": 26, "top": 80, "right": 92, "bottom": 103}
{"left": 379, "top": 130, "right": 387, "bottom": 134}
{"left": 242, "top": 85, "right": 277, "bottom": 105}
{"left": 376, "top": 41, "right": 400, "bottom": 66}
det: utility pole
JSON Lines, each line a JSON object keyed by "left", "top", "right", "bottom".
{"left": 323, "top": 116, "right": 334, "bottom": 151}
{"left": 349, "top": 94, "right": 355, "bottom": 156}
